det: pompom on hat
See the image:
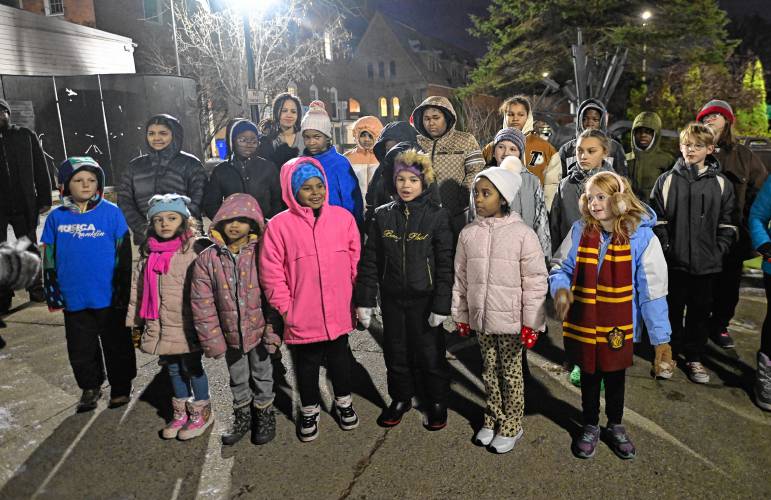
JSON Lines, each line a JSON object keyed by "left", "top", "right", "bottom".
{"left": 300, "top": 100, "right": 332, "bottom": 139}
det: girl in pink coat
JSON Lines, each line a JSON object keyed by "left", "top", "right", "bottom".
{"left": 452, "top": 167, "right": 548, "bottom": 454}
{"left": 259, "top": 156, "right": 361, "bottom": 442}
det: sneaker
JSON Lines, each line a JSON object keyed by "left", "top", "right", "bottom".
{"left": 573, "top": 424, "right": 600, "bottom": 459}
{"left": 299, "top": 405, "right": 320, "bottom": 442}
{"left": 755, "top": 352, "right": 771, "bottom": 411}
{"left": 377, "top": 400, "right": 411, "bottom": 427}
{"left": 488, "top": 428, "right": 524, "bottom": 454}
{"left": 335, "top": 403, "right": 359, "bottom": 431}
{"left": 473, "top": 427, "right": 495, "bottom": 447}
{"left": 604, "top": 423, "right": 636, "bottom": 459}
{"left": 162, "top": 397, "right": 189, "bottom": 439}
{"left": 178, "top": 399, "right": 214, "bottom": 440}
{"left": 252, "top": 404, "right": 276, "bottom": 445}
{"left": 685, "top": 361, "right": 710, "bottom": 384}
{"left": 76, "top": 388, "right": 102, "bottom": 413}
{"left": 711, "top": 329, "right": 735, "bottom": 349}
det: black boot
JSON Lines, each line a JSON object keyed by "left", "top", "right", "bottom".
{"left": 221, "top": 404, "right": 251, "bottom": 446}
{"left": 424, "top": 402, "right": 447, "bottom": 431}
{"left": 377, "top": 400, "right": 411, "bottom": 427}
{"left": 251, "top": 404, "right": 276, "bottom": 445}
{"left": 77, "top": 388, "right": 102, "bottom": 413}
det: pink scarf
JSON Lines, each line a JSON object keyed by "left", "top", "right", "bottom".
{"left": 140, "top": 236, "right": 183, "bottom": 320}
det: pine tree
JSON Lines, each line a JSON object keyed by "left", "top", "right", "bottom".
{"left": 735, "top": 59, "right": 769, "bottom": 137}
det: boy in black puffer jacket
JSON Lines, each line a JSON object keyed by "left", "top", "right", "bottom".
{"left": 355, "top": 144, "right": 454, "bottom": 431}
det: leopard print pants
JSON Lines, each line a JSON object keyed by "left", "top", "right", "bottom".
{"left": 478, "top": 333, "right": 524, "bottom": 437}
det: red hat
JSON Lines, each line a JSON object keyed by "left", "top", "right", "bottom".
{"left": 696, "top": 99, "right": 735, "bottom": 124}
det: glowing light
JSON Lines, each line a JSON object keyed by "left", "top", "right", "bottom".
{"left": 542, "top": 71, "right": 550, "bottom": 78}
{"left": 641, "top": 10, "right": 652, "bottom": 21}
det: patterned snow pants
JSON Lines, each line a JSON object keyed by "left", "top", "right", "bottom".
{"left": 478, "top": 333, "right": 524, "bottom": 437}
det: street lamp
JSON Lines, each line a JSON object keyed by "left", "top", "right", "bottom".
{"left": 641, "top": 10, "right": 652, "bottom": 82}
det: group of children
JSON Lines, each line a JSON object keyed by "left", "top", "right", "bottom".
{"left": 38, "top": 93, "right": 770, "bottom": 462}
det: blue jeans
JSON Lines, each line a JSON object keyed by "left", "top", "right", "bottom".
{"left": 162, "top": 352, "right": 210, "bottom": 401}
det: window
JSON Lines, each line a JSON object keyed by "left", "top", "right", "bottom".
{"left": 348, "top": 98, "right": 361, "bottom": 114}
{"left": 379, "top": 97, "right": 388, "bottom": 118}
{"left": 330, "top": 87, "right": 338, "bottom": 119}
{"left": 309, "top": 84, "right": 319, "bottom": 101}
{"left": 391, "top": 97, "right": 400, "bottom": 118}
{"left": 324, "top": 31, "right": 333, "bottom": 61}
{"left": 287, "top": 81, "right": 297, "bottom": 96}
{"left": 45, "top": 0, "right": 64, "bottom": 15}
{"left": 367, "top": 63, "right": 373, "bottom": 80}
{"left": 143, "top": 0, "right": 163, "bottom": 24}
{"left": 378, "top": 62, "right": 385, "bottom": 79}
{"left": 389, "top": 61, "right": 396, "bottom": 78}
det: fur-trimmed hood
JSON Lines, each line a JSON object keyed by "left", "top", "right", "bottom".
{"left": 379, "top": 143, "right": 436, "bottom": 196}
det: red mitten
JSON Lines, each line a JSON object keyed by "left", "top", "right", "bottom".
{"left": 456, "top": 322, "right": 471, "bottom": 337}
{"left": 520, "top": 326, "right": 539, "bottom": 349}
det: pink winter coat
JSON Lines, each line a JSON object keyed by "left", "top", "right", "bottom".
{"left": 451, "top": 212, "right": 548, "bottom": 334}
{"left": 259, "top": 156, "right": 360, "bottom": 345}
{"left": 191, "top": 193, "right": 281, "bottom": 358}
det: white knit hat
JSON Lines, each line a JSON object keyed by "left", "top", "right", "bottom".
{"left": 499, "top": 155, "right": 525, "bottom": 175}
{"left": 474, "top": 167, "right": 522, "bottom": 206}
{"left": 300, "top": 100, "right": 332, "bottom": 138}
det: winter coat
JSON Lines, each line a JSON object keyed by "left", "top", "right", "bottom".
{"left": 496, "top": 160, "right": 551, "bottom": 259}
{"left": 257, "top": 94, "right": 304, "bottom": 169}
{"left": 549, "top": 161, "right": 613, "bottom": 253}
{"left": 451, "top": 212, "right": 547, "bottom": 335}
{"left": 481, "top": 106, "right": 562, "bottom": 209}
{"left": 202, "top": 118, "right": 283, "bottom": 220}
{"left": 192, "top": 193, "right": 280, "bottom": 358}
{"left": 713, "top": 140, "right": 768, "bottom": 259}
{"left": 0, "top": 123, "right": 52, "bottom": 229}
{"left": 650, "top": 156, "right": 737, "bottom": 275}
{"left": 365, "top": 121, "right": 420, "bottom": 224}
{"left": 118, "top": 114, "right": 207, "bottom": 244}
{"left": 127, "top": 237, "right": 204, "bottom": 355}
{"left": 749, "top": 176, "right": 771, "bottom": 275}
{"left": 626, "top": 112, "right": 675, "bottom": 200}
{"left": 259, "top": 156, "right": 360, "bottom": 345}
{"left": 558, "top": 98, "right": 628, "bottom": 178}
{"left": 356, "top": 183, "right": 454, "bottom": 315}
{"left": 412, "top": 96, "right": 485, "bottom": 233}
{"left": 548, "top": 209, "right": 671, "bottom": 346}
{"left": 308, "top": 146, "right": 363, "bottom": 225}
{"left": 344, "top": 116, "right": 384, "bottom": 201}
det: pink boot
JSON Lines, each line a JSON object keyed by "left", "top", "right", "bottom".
{"left": 178, "top": 399, "right": 214, "bottom": 440}
{"left": 162, "top": 397, "right": 190, "bottom": 439}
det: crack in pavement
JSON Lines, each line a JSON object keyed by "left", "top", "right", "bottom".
{"left": 338, "top": 428, "right": 390, "bottom": 500}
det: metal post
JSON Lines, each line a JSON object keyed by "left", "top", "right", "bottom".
{"left": 97, "top": 75, "right": 114, "bottom": 180}
{"left": 243, "top": 14, "right": 259, "bottom": 123}
{"left": 170, "top": 0, "right": 181, "bottom": 76}
{"left": 51, "top": 76, "right": 67, "bottom": 158}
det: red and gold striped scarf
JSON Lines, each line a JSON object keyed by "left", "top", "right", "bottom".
{"left": 562, "top": 227, "right": 634, "bottom": 374}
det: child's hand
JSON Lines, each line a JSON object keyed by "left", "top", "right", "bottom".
{"left": 428, "top": 313, "right": 447, "bottom": 328}
{"left": 758, "top": 242, "right": 771, "bottom": 261}
{"left": 131, "top": 327, "right": 143, "bottom": 348}
{"left": 356, "top": 307, "right": 373, "bottom": 329}
{"left": 520, "top": 326, "right": 539, "bottom": 349}
{"left": 456, "top": 322, "right": 471, "bottom": 337}
{"left": 554, "top": 289, "right": 574, "bottom": 320}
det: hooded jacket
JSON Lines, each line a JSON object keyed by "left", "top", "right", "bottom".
{"left": 192, "top": 193, "right": 281, "bottom": 358}
{"left": 259, "top": 156, "right": 360, "bottom": 345}
{"left": 345, "top": 116, "right": 384, "bottom": 200}
{"left": 412, "top": 96, "right": 485, "bottom": 233}
{"left": 557, "top": 98, "right": 628, "bottom": 178}
{"left": 626, "top": 112, "right": 675, "bottom": 200}
{"left": 549, "top": 209, "right": 671, "bottom": 346}
{"left": 118, "top": 114, "right": 207, "bottom": 244}
{"left": 309, "top": 145, "right": 363, "bottom": 225}
{"left": 482, "top": 104, "right": 563, "bottom": 208}
{"left": 258, "top": 94, "right": 304, "bottom": 169}
{"left": 355, "top": 149, "right": 454, "bottom": 315}
{"left": 549, "top": 160, "right": 614, "bottom": 253}
{"left": 202, "top": 118, "right": 283, "bottom": 220}
{"left": 749, "top": 176, "right": 771, "bottom": 275}
{"left": 650, "top": 155, "right": 737, "bottom": 275}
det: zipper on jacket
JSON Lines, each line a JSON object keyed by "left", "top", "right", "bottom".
{"left": 382, "top": 259, "right": 388, "bottom": 281}
{"left": 228, "top": 251, "right": 245, "bottom": 350}
{"left": 312, "top": 218, "right": 330, "bottom": 339}
{"left": 154, "top": 273, "right": 163, "bottom": 355}
{"left": 701, "top": 193, "right": 705, "bottom": 218}
{"left": 480, "top": 224, "right": 494, "bottom": 332}
{"left": 426, "top": 257, "right": 433, "bottom": 288}
{"left": 402, "top": 205, "right": 410, "bottom": 289}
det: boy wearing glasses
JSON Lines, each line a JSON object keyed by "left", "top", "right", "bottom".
{"left": 203, "top": 118, "right": 284, "bottom": 220}
{"left": 650, "top": 122, "right": 737, "bottom": 384}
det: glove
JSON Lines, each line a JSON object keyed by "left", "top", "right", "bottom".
{"left": 356, "top": 307, "right": 373, "bottom": 329}
{"left": 758, "top": 242, "right": 771, "bottom": 261}
{"left": 520, "top": 326, "right": 539, "bottom": 349}
{"left": 131, "top": 326, "right": 143, "bottom": 349}
{"left": 428, "top": 313, "right": 447, "bottom": 328}
{"left": 0, "top": 238, "right": 41, "bottom": 290}
{"left": 554, "top": 288, "right": 574, "bottom": 321}
{"left": 456, "top": 322, "right": 471, "bottom": 337}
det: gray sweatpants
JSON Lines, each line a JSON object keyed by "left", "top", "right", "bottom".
{"left": 225, "top": 343, "right": 275, "bottom": 408}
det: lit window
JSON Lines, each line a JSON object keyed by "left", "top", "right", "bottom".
{"left": 46, "top": 0, "right": 64, "bottom": 15}
{"left": 390, "top": 61, "right": 396, "bottom": 78}
{"left": 392, "top": 97, "right": 400, "bottom": 117}
{"left": 348, "top": 98, "right": 361, "bottom": 114}
{"left": 310, "top": 84, "right": 319, "bottom": 101}
{"left": 330, "top": 87, "right": 338, "bottom": 119}
{"left": 324, "top": 31, "right": 333, "bottom": 61}
{"left": 287, "top": 81, "right": 297, "bottom": 96}
{"left": 379, "top": 97, "right": 388, "bottom": 117}
{"left": 367, "top": 63, "right": 373, "bottom": 79}
{"left": 378, "top": 62, "right": 385, "bottom": 79}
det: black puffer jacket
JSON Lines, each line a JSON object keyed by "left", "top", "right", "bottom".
{"left": 650, "top": 156, "right": 737, "bottom": 275}
{"left": 355, "top": 153, "right": 453, "bottom": 315}
{"left": 202, "top": 118, "right": 283, "bottom": 220}
{"left": 118, "top": 114, "right": 207, "bottom": 244}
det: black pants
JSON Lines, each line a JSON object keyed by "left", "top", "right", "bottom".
{"left": 709, "top": 250, "right": 743, "bottom": 336}
{"left": 668, "top": 271, "right": 715, "bottom": 362}
{"left": 0, "top": 212, "right": 42, "bottom": 299}
{"left": 580, "top": 369, "right": 626, "bottom": 426}
{"left": 762, "top": 274, "right": 771, "bottom": 357}
{"left": 380, "top": 294, "right": 450, "bottom": 404}
{"left": 63, "top": 307, "right": 137, "bottom": 395}
{"left": 292, "top": 334, "right": 352, "bottom": 407}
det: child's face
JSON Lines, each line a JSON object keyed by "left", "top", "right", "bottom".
{"left": 395, "top": 171, "right": 423, "bottom": 202}
{"left": 680, "top": 136, "right": 714, "bottom": 166}
{"left": 702, "top": 113, "right": 727, "bottom": 136}
{"left": 505, "top": 103, "right": 528, "bottom": 130}
{"left": 68, "top": 170, "right": 98, "bottom": 203}
{"left": 222, "top": 217, "right": 252, "bottom": 243}
{"left": 152, "top": 211, "right": 184, "bottom": 239}
{"left": 234, "top": 130, "right": 259, "bottom": 158}
{"left": 303, "top": 130, "right": 328, "bottom": 155}
{"left": 494, "top": 140, "right": 520, "bottom": 165}
{"left": 582, "top": 109, "right": 602, "bottom": 130}
{"left": 576, "top": 137, "right": 606, "bottom": 170}
{"left": 422, "top": 107, "right": 447, "bottom": 138}
{"left": 296, "top": 177, "right": 326, "bottom": 209}
{"left": 634, "top": 127, "right": 654, "bottom": 149}
{"left": 586, "top": 183, "right": 613, "bottom": 223}
{"left": 358, "top": 131, "right": 374, "bottom": 150}
{"left": 279, "top": 100, "right": 298, "bottom": 130}
{"left": 147, "top": 124, "right": 173, "bottom": 151}
{"left": 473, "top": 177, "right": 504, "bottom": 218}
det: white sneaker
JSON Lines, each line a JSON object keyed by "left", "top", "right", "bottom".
{"left": 685, "top": 362, "right": 710, "bottom": 384}
{"left": 473, "top": 427, "right": 494, "bottom": 446}
{"left": 489, "top": 428, "right": 524, "bottom": 454}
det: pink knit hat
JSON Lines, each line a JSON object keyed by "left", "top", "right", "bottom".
{"left": 300, "top": 100, "right": 332, "bottom": 138}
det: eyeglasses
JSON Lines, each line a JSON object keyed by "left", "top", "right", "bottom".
{"left": 681, "top": 143, "right": 706, "bottom": 151}
{"left": 236, "top": 138, "right": 259, "bottom": 146}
